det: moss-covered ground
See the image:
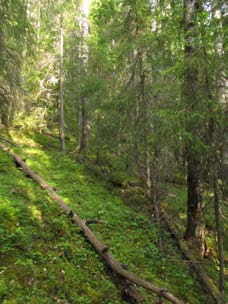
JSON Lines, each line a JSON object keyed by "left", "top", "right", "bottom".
{"left": 163, "top": 183, "right": 227, "bottom": 290}
{"left": 0, "top": 129, "right": 224, "bottom": 303}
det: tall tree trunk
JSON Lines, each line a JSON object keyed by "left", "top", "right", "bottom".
{"left": 213, "top": 1, "right": 227, "bottom": 200}
{"left": 59, "top": 7, "right": 65, "bottom": 153}
{"left": 130, "top": 49, "right": 139, "bottom": 168}
{"left": 79, "top": 96, "right": 90, "bottom": 153}
{"left": 184, "top": 154, "right": 205, "bottom": 255}
{"left": 146, "top": 149, "right": 152, "bottom": 199}
{"left": 78, "top": 0, "right": 91, "bottom": 154}
{"left": 183, "top": 0, "right": 205, "bottom": 256}
{"left": 95, "top": 113, "right": 101, "bottom": 164}
{"left": 37, "top": 0, "right": 41, "bottom": 48}
{"left": 200, "top": 5, "right": 225, "bottom": 295}
{"left": 76, "top": 98, "right": 81, "bottom": 148}
{"left": 26, "top": 0, "right": 31, "bottom": 18}
{"left": 151, "top": 159, "right": 162, "bottom": 251}
{"left": 213, "top": 171, "right": 225, "bottom": 302}
{"left": 222, "top": 133, "right": 228, "bottom": 198}
{"left": 139, "top": 50, "right": 162, "bottom": 250}
{"left": 23, "top": 0, "right": 31, "bottom": 58}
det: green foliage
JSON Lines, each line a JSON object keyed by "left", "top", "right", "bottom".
{"left": 0, "top": 0, "right": 30, "bottom": 125}
{"left": 0, "top": 0, "right": 226, "bottom": 301}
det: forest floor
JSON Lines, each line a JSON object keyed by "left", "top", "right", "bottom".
{"left": 0, "top": 129, "right": 226, "bottom": 304}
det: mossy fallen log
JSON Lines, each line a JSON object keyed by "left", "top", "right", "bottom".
{"left": 161, "top": 211, "right": 225, "bottom": 304}
{"left": 0, "top": 142, "right": 184, "bottom": 304}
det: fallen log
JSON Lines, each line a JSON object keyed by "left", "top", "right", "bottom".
{"left": 161, "top": 211, "right": 224, "bottom": 304}
{"left": 0, "top": 136, "right": 19, "bottom": 148}
{"left": 0, "top": 142, "right": 184, "bottom": 304}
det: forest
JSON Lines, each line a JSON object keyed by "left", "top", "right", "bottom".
{"left": 0, "top": 0, "right": 227, "bottom": 303}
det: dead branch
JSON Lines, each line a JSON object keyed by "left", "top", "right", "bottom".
{"left": 0, "top": 136, "right": 18, "bottom": 147}
{"left": 85, "top": 219, "right": 107, "bottom": 225}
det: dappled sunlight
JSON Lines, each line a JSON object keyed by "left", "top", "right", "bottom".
{"left": 1, "top": 0, "right": 225, "bottom": 300}
{"left": 8, "top": 130, "right": 42, "bottom": 148}
{"left": 29, "top": 133, "right": 210, "bottom": 300}
{"left": 0, "top": 130, "right": 221, "bottom": 303}
{"left": 0, "top": 146, "right": 123, "bottom": 303}
{"left": 29, "top": 205, "right": 42, "bottom": 221}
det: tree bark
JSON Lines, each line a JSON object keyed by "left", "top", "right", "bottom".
{"left": 146, "top": 149, "right": 152, "bottom": 199}
{"left": 79, "top": 96, "right": 90, "bottom": 153}
{"left": 95, "top": 113, "right": 101, "bottom": 164}
{"left": 183, "top": 0, "right": 205, "bottom": 256}
{"left": 59, "top": 6, "right": 65, "bottom": 153}
{"left": 0, "top": 142, "right": 184, "bottom": 304}
{"left": 78, "top": 0, "right": 90, "bottom": 154}
{"left": 76, "top": 97, "right": 81, "bottom": 148}
{"left": 26, "top": 0, "right": 31, "bottom": 18}
{"left": 213, "top": 172, "right": 225, "bottom": 302}
{"left": 37, "top": 0, "right": 41, "bottom": 48}
{"left": 184, "top": 155, "right": 205, "bottom": 256}
{"left": 151, "top": 160, "right": 162, "bottom": 251}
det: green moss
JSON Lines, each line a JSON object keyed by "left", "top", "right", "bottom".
{"left": 0, "top": 130, "right": 218, "bottom": 303}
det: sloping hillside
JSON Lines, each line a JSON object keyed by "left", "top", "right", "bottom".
{"left": 0, "top": 131, "right": 215, "bottom": 303}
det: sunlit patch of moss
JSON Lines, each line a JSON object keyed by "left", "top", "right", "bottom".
{"left": 0, "top": 130, "right": 217, "bottom": 303}
{"left": 29, "top": 206, "right": 42, "bottom": 221}
{"left": 179, "top": 213, "right": 186, "bottom": 220}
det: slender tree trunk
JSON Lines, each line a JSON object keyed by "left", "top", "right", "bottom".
{"left": 221, "top": 113, "right": 228, "bottom": 200}
{"left": 139, "top": 51, "right": 162, "bottom": 250}
{"left": 130, "top": 49, "right": 139, "bottom": 167}
{"left": 26, "top": 0, "right": 31, "bottom": 18}
{"left": 141, "top": 64, "right": 152, "bottom": 203}
{"left": 79, "top": 96, "right": 90, "bottom": 153}
{"left": 151, "top": 160, "right": 162, "bottom": 251}
{"left": 213, "top": 1, "right": 226, "bottom": 201}
{"left": 213, "top": 171, "right": 225, "bottom": 302}
{"left": 183, "top": 0, "right": 205, "bottom": 256}
{"left": 59, "top": 8, "right": 65, "bottom": 153}
{"left": 78, "top": 0, "right": 90, "bottom": 154}
{"left": 23, "top": 0, "right": 31, "bottom": 58}
{"left": 37, "top": 0, "right": 41, "bottom": 48}
{"left": 95, "top": 113, "right": 101, "bottom": 164}
{"left": 199, "top": 7, "right": 225, "bottom": 294}
{"left": 146, "top": 149, "right": 152, "bottom": 199}
{"left": 76, "top": 98, "right": 81, "bottom": 148}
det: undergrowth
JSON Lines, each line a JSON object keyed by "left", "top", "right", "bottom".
{"left": 0, "top": 129, "right": 220, "bottom": 303}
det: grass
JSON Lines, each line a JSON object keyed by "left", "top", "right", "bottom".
{"left": 0, "top": 129, "right": 220, "bottom": 303}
